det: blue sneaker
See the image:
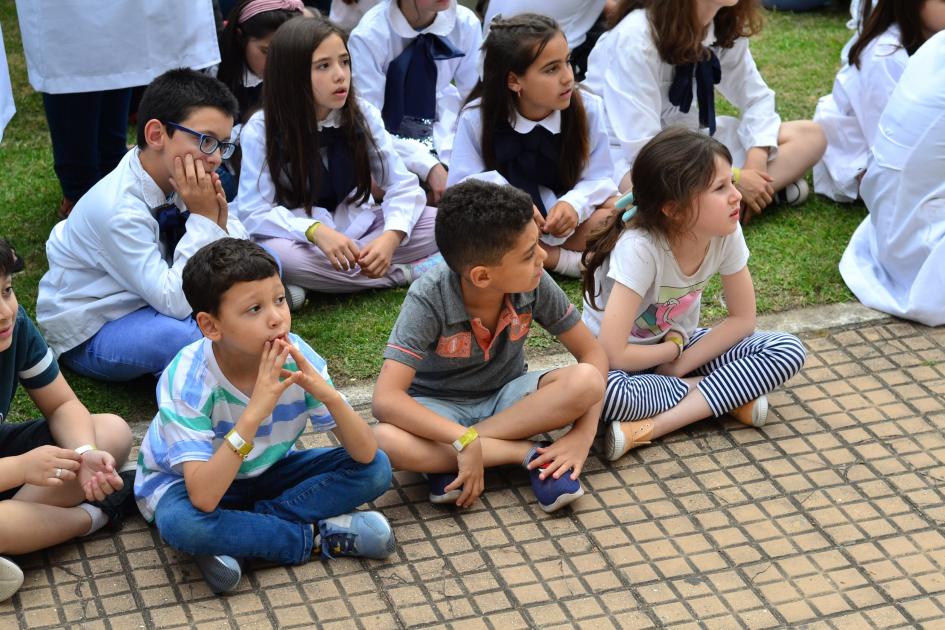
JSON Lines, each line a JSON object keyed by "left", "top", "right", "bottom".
{"left": 528, "top": 448, "right": 585, "bottom": 513}
{"left": 427, "top": 472, "right": 462, "bottom": 504}
{"left": 194, "top": 555, "right": 242, "bottom": 594}
{"left": 318, "top": 511, "right": 395, "bottom": 560}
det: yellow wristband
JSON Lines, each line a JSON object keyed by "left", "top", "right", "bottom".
{"left": 305, "top": 221, "right": 322, "bottom": 244}
{"left": 732, "top": 167, "right": 742, "bottom": 185}
{"left": 665, "top": 332, "right": 684, "bottom": 360}
{"left": 452, "top": 427, "right": 479, "bottom": 452}
{"left": 224, "top": 428, "right": 253, "bottom": 459}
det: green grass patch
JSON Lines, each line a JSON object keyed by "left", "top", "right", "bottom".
{"left": 0, "top": 4, "right": 864, "bottom": 422}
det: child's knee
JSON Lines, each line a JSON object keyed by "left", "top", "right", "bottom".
{"left": 155, "top": 508, "right": 220, "bottom": 555}
{"left": 566, "top": 363, "right": 606, "bottom": 408}
{"left": 92, "top": 413, "right": 133, "bottom": 459}
{"left": 373, "top": 422, "right": 405, "bottom": 452}
{"left": 363, "top": 449, "right": 393, "bottom": 496}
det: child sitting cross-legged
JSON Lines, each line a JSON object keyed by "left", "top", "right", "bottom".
{"left": 134, "top": 238, "right": 395, "bottom": 595}
{"left": 372, "top": 180, "right": 607, "bottom": 513}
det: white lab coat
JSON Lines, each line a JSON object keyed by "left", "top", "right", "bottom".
{"left": 0, "top": 25, "right": 14, "bottom": 142}
{"left": 813, "top": 26, "right": 908, "bottom": 202}
{"left": 14, "top": 0, "right": 219, "bottom": 93}
{"left": 582, "top": 9, "right": 780, "bottom": 183}
{"left": 839, "top": 31, "right": 945, "bottom": 326}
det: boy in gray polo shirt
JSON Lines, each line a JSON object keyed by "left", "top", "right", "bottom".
{"left": 372, "top": 181, "right": 608, "bottom": 512}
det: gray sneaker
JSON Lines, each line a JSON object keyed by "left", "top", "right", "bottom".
{"left": 194, "top": 555, "right": 242, "bottom": 594}
{"left": 284, "top": 283, "right": 307, "bottom": 312}
{"left": 0, "top": 556, "right": 23, "bottom": 602}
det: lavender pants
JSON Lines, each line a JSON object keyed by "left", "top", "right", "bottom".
{"left": 258, "top": 206, "right": 438, "bottom": 293}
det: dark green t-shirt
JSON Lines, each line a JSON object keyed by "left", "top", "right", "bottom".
{"left": 0, "top": 306, "right": 60, "bottom": 422}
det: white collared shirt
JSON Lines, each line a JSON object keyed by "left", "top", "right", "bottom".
{"left": 37, "top": 149, "right": 250, "bottom": 355}
{"left": 233, "top": 97, "right": 426, "bottom": 245}
{"left": 583, "top": 9, "right": 780, "bottom": 177}
{"left": 15, "top": 0, "right": 219, "bottom": 93}
{"left": 347, "top": 0, "right": 483, "bottom": 175}
{"left": 447, "top": 92, "right": 617, "bottom": 226}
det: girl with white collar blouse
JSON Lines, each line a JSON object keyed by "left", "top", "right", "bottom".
{"left": 583, "top": 0, "right": 826, "bottom": 224}
{"left": 347, "top": 0, "right": 483, "bottom": 205}
{"left": 447, "top": 14, "right": 618, "bottom": 278}
{"left": 234, "top": 17, "right": 440, "bottom": 301}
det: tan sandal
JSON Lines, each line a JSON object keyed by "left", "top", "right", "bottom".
{"left": 604, "top": 420, "right": 654, "bottom": 461}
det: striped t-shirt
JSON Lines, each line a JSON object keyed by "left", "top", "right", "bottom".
{"left": 135, "top": 333, "right": 338, "bottom": 522}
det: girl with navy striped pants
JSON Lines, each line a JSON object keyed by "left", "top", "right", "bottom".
{"left": 581, "top": 127, "right": 806, "bottom": 461}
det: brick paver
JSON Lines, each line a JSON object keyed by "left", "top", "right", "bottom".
{"left": 3, "top": 319, "right": 945, "bottom": 629}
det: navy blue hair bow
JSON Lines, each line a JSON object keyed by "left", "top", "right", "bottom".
{"left": 382, "top": 33, "right": 465, "bottom": 135}
{"left": 493, "top": 122, "right": 564, "bottom": 217}
{"left": 668, "top": 49, "right": 722, "bottom": 135}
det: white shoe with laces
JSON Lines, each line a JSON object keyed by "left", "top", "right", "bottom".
{"left": 0, "top": 556, "right": 23, "bottom": 602}
{"left": 776, "top": 179, "right": 810, "bottom": 206}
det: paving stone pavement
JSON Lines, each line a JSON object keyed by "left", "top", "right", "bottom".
{"left": 3, "top": 318, "right": 945, "bottom": 629}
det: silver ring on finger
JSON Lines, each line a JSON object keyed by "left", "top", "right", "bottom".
{"left": 55, "top": 467, "right": 63, "bottom": 479}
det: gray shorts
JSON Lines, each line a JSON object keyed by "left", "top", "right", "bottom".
{"left": 413, "top": 370, "right": 550, "bottom": 428}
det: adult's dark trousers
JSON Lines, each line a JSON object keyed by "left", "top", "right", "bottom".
{"left": 42, "top": 87, "right": 132, "bottom": 202}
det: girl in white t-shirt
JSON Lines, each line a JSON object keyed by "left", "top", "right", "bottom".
{"left": 813, "top": 0, "right": 945, "bottom": 202}
{"left": 448, "top": 13, "right": 618, "bottom": 277}
{"left": 581, "top": 127, "right": 806, "bottom": 461}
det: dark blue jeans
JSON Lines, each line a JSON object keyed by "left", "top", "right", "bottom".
{"left": 42, "top": 88, "right": 133, "bottom": 202}
{"left": 153, "top": 448, "right": 392, "bottom": 565}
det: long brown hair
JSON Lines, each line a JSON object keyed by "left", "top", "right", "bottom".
{"left": 848, "top": 0, "right": 930, "bottom": 68}
{"left": 608, "top": 0, "right": 764, "bottom": 64}
{"left": 466, "top": 13, "right": 589, "bottom": 191}
{"left": 263, "top": 17, "right": 376, "bottom": 215}
{"left": 582, "top": 127, "right": 732, "bottom": 310}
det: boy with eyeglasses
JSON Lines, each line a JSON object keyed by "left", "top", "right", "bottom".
{"left": 37, "top": 69, "right": 252, "bottom": 382}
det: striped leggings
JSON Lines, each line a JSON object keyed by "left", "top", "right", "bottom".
{"left": 602, "top": 329, "right": 806, "bottom": 423}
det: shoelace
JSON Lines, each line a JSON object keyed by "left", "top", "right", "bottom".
{"left": 323, "top": 532, "right": 357, "bottom": 557}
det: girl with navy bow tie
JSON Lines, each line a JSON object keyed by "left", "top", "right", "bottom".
{"left": 347, "top": 0, "right": 483, "bottom": 205}
{"left": 234, "top": 17, "right": 441, "bottom": 303}
{"left": 448, "top": 14, "right": 618, "bottom": 278}
{"left": 583, "top": 0, "right": 826, "bottom": 224}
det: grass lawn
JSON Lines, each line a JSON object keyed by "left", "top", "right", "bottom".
{"left": 0, "top": 4, "right": 865, "bottom": 422}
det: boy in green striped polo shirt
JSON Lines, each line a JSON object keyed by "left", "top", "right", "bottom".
{"left": 134, "top": 239, "right": 395, "bottom": 594}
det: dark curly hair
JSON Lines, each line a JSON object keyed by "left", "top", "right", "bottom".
{"left": 435, "top": 180, "right": 534, "bottom": 273}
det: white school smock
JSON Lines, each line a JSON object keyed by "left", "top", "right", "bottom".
{"left": 813, "top": 25, "right": 907, "bottom": 202}
{"left": 347, "top": 0, "right": 482, "bottom": 175}
{"left": 582, "top": 9, "right": 780, "bottom": 183}
{"left": 483, "top": 0, "right": 606, "bottom": 50}
{"left": 448, "top": 91, "right": 617, "bottom": 245}
{"left": 838, "top": 30, "right": 945, "bottom": 327}
{"left": 233, "top": 98, "right": 425, "bottom": 245}
{"left": 37, "top": 149, "right": 250, "bottom": 355}
{"left": 14, "top": 0, "right": 219, "bottom": 94}
{"left": 330, "top": 0, "right": 383, "bottom": 32}
{"left": 0, "top": 25, "right": 14, "bottom": 142}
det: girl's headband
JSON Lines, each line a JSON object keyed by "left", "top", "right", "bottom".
{"left": 616, "top": 191, "right": 637, "bottom": 222}
{"left": 238, "top": 0, "right": 304, "bottom": 24}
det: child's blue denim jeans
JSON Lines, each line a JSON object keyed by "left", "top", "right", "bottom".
{"left": 152, "top": 447, "right": 392, "bottom": 565}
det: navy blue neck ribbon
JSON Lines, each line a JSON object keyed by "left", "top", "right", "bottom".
{"left": 155, "top": 202, "right": 189, "bottom": 254}
{"left": 382, "top": 33, "right": 465, "bottom": 135}
{"left": 668, "top": 49, "right": 722, "bottom": 135}
{"left": 493, "top": 121, "right": 565, "bottom": 217}
{"left": 314, "top": 126, "right": 356, "bottom": 210}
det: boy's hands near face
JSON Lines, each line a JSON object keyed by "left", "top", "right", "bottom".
{"left": 446, "top": 439, "right": 484, "bottom": 508}
{"left": 245, "top": 340, "right": 300, "bottom": 423}
{"left": 527, "top": 430, "right": 591, "bottom": 481}
{"left": 169, "top": 154, "right": 226, "bottom": 223}
{"left": 279, "top": 341, "right": 338, "bottom": 403}
{"left": 77, "top": 449, "right": 123, "bottom": 502}
{"left": 17, "top": 445, "right": 81, "bottom": 486}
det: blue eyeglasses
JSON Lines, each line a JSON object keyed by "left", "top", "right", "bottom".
{"left": 163, "top": 121, "right": 237, "bottom": 160}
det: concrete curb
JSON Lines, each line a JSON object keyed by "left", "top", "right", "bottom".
{"left": 125, "top": 301, "right": 891, "bottom": 439}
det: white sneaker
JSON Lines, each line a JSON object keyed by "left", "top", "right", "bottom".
{"left": 284, "top": 284, "right": 306, "bottom": 312}
{"left": 0, "top": 556, "right": 23, "bottom": 602}
{"left": 777, "top": 179, "right": 810, "bottom": 206}
{"left": 393, "top": 253, "right": 444, "bottom": 285}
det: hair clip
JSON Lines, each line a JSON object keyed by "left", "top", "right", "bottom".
{"left": 616, "top": 191, "right": 636, "bottom": 222}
